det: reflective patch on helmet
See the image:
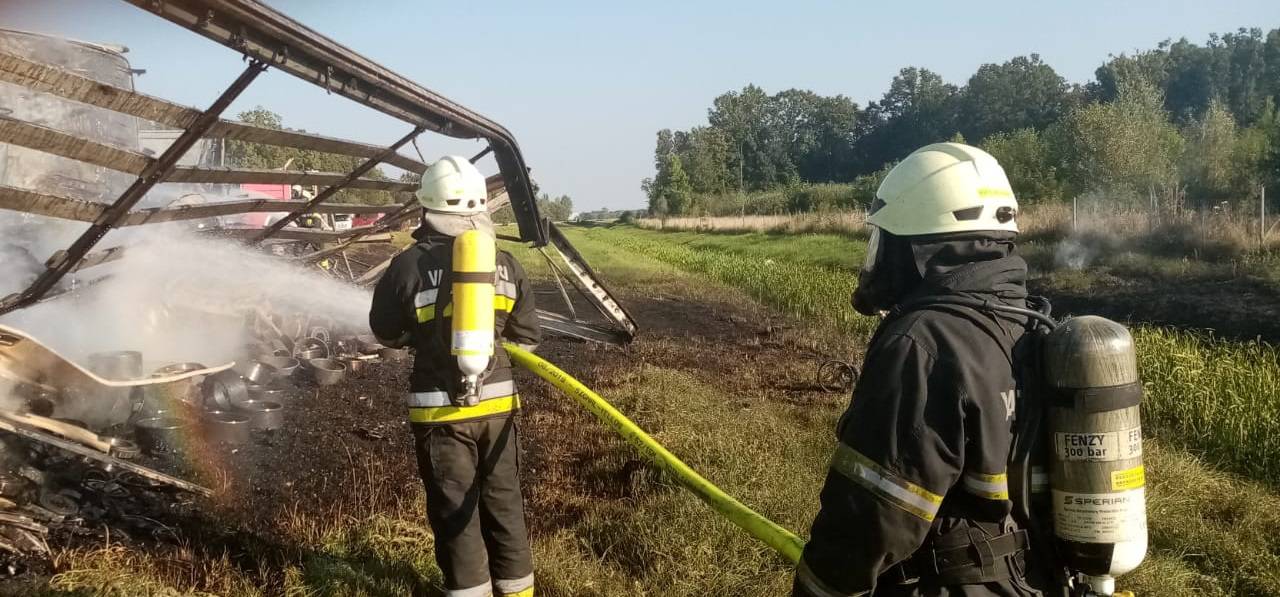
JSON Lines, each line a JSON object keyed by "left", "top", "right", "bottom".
{"left": 977, "top": 187, "right": 1014, "bottom": 198}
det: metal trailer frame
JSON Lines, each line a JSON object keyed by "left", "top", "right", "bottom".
{"left": 0, "top": 0, "right": 637, "bottom": 343}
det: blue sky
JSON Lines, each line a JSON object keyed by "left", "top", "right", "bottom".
{"left": 2, "top": 0, "right": 1278, "bottom": 211}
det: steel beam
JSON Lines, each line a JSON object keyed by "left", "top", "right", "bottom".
{"left": 207, "top": 121, "right": 427, "bottom": 173}
{"left": 218, "top": 225, "right": 387, "bottom": 243}
{"left": 0, "top": 50, "right": 427, "bottom": 173}
{"left": 0, "top": 116, "right": 152, "bottom": 174}
{"left": 166, "top": 166, "right": 416, "bottom": 191}
{"left": 0, "top": 186, "right": 104, "bottom": 222}
{"left": 121, "top": 0, "right": 545, "bottom": 245}
{"left": 0, "top": 60, "right": 267, "bottom": 316}
{"left": 0, "top": 117, "right": 411, "bottom": 191}
{"left": 252, "top": 126, "right": 423, "bottom": 242}
{"left": 547, "top": 222, "right": 638, "bottom": 339}
{"left": 0, "top": 185, "right": 400, "bottom": 225}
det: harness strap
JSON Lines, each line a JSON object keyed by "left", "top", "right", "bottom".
{"left": 890, "top": 529, "right": 1029, "bottom": 585}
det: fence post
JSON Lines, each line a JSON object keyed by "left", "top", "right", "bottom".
{"left": 1072, "top": 196, "right": 1078, "bottom": 233}
{"left": 1262, "top": 184, "right": 1268, "bottom": 249}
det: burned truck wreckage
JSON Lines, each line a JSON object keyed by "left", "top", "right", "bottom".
{"left": 0, "top": 0, "right": 636, "bottom": 575}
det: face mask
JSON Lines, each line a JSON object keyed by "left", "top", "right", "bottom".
{"left": 851, "top": 227, "right": 894, "bottom": 317}
{"left": 849, "top": 226, "right": 890, "bottom": 315}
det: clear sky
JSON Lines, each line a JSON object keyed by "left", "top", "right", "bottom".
{"left": 2, "top": 0, "right": 1278, "bottom": 211}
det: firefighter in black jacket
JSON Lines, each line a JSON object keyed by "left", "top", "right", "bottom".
{"left": 370, "top": 155, "right": 540, "bottom": 597}
{"left": 794, "top": 143, "right": 1045, "bottom": 597}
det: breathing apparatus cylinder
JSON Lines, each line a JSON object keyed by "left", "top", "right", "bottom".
{"left": 450, "top": 229, "right": 496, "bottom": 406}
{"left": 1043, "top": 316, "right": 1147, "bottom": 596}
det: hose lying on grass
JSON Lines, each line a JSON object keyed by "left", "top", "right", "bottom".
{"left": 504, "top": 343, "right": 805, "bottom": 564}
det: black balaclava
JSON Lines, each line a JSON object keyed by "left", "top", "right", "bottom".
{"left": 851, "top": 230, "right": 1018, "bottom": 316}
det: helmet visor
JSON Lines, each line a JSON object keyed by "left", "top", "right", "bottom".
{"left": 862, "top": 226, "right": 883, "bottom": 274}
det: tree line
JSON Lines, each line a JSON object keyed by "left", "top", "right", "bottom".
{"left": 644, "top": 28, "right": 1280, "bottom": 216}
{"left": 492, "top": 193, "right": 575, "bottom": 223}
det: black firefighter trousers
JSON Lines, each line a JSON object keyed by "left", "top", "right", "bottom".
{"left": 412, "top": 415, "right": 534, "bottom": 596}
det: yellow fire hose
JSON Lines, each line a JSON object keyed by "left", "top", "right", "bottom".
{"left": 505, "top": 344, "right": 1138, "bottom": 596}
{"left": 504, "top": 343, "right": 805, "bottom": 564}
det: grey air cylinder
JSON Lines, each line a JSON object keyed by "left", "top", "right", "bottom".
{"left": 1043, "top": 316, "right": 1147, "bottom": 596}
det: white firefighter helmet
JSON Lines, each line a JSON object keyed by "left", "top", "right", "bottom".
{"left": 417, "top": 155, "right": 488, "bottom": 214}
{"left": 869, "top": 142, "right": 1018, "bottom": 236}
{"left": 853, "top": 143, "right": 1020, "bottom": 315}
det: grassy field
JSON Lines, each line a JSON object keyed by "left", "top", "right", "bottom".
{"left": 564, "top": 225, "right": 1280, "bottom": 482}
{"left": 34, "top": 223, "right": 1280, "bottom": 596}
{"left": 530, "top": 224, "right": 1280, "bottom": 596}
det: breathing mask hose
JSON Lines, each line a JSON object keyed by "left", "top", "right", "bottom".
{"left": 504, "top": 343, "right": 806, "bottom": 564}
{"left": 893, "top": 295, "right": 1057, "bottom": 329}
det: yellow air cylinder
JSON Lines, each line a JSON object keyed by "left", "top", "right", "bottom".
{"left": 451, "top": 230, "right": 496, "bottom": 401}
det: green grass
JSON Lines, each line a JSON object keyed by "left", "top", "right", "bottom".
{"left": 546, "top": 226, "right": 876, "bottom": 340}
{"left": 1138, "top": 329, "right": 1280, "bottom": 480}
{"left": 620, "top": 229, "right": 869, "bottom": 271}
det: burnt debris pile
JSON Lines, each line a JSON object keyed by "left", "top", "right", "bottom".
{"left": 0, "top": 311, "right": 406, "bottom": 578}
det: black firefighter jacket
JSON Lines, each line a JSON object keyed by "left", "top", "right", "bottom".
{"left": 369, "top": 226, "right": 541, "bottom": 421}
{"left": 797, "top": 256, "right": 1042, "bottom": 597}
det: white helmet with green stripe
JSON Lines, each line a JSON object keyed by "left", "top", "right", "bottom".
{"left": 869, "top": 142, "right": 1018, "bottom": 236}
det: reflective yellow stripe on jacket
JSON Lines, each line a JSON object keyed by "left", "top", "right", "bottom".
{"left": 962, "top": 471, "right": 1009, "bottom": 500}
{"left": 417, "top": 296, "right": 516, "bottom": 323}
{"left": 829, "top": 443, "right": 943, "bottom": 521}
{"left": 409, "top": 395, "right": 519, "bottom": 423}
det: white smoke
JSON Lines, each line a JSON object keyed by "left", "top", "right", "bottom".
{"left": 0, "top": 221, "right": 372, "bottom": 372}
{"left": 1054, "top": 238, "right": 1094, "bottom": 271}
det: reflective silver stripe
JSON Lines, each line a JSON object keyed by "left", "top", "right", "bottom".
{"left": 493, "top": 573, "right": 534, "bottom": 594}
{"left": 796, "top": 560, "right": 868, "bottom": 597}
{"left": 445, "top": 582, "right": 493, "bottom": 597}
{"left": 1031, "top": 466, "right": 1049, "bottom": 494}
{"left": 479, "top": 379, "right": 516, "bottom": 399}
{"left": 829, "top": 443, "right": 942, "bottom": 521}
{"left": 407, "top": 391, "right": 450, "bottom": 407}
{"left": 496, "top": 280, "right": 518, "bottom": 299}
{"left": 962, "top": 471, "right": 1009, "bottom": 500}
{"left": 407, "top": 380, "right": 518, "bottom": 407}
{"left": 414, "top": 288, "right": 439, "bottom": 308}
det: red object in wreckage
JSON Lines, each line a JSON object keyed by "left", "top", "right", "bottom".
{"left": 240, "top": 183, "right": 294, "bottom": 228}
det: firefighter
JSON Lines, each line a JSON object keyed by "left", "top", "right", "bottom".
{"left": 794, "top": 143, "right": 1046, "bottom": 597}
{"left": 369, "top": 155, "right": 540, "bottom": 597}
